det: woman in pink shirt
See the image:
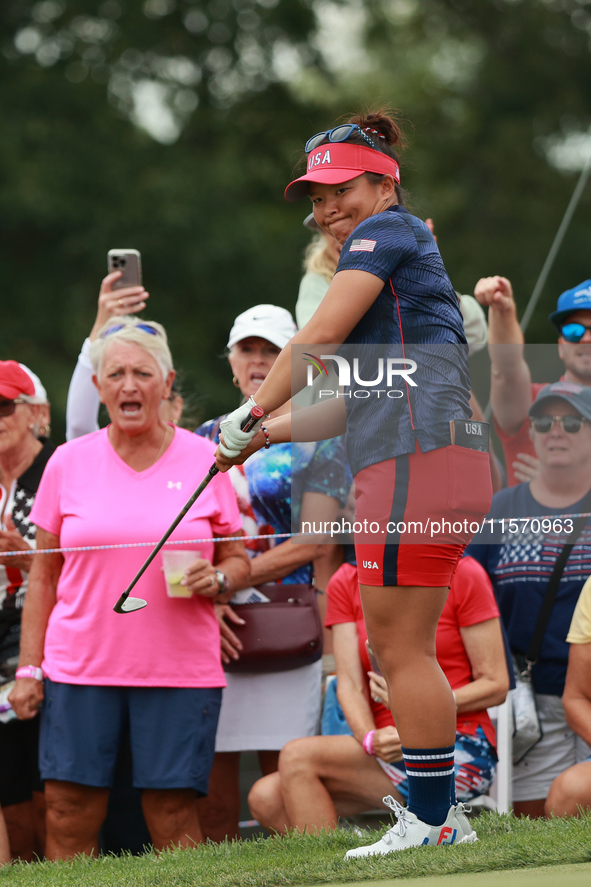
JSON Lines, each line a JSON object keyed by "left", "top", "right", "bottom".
{"left": 9, "top": 316, "right": 249, "bottom": 859}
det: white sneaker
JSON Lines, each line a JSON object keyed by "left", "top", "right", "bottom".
{"left": 344, "top": 796, "right": 478, "bottom": 859}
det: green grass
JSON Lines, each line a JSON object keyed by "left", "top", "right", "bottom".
{"left": 1, "top": 813, "right": 590, "bottom": 887}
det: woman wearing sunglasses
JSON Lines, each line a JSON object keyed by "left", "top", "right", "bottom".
{"left": 8, "top": 316, "right": 250, "bottom": 859}
{"left": 214, "top": 109, "right": 493, "bottom": 855}
{"left": 468, "top": 381, "right": 591, "bottom": 818}
{"left": 0, "top": 361, "right": 51, "bottom": 862}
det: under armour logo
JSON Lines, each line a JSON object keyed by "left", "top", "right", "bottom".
{"left": 167, "top": 481, "right": 182, "bottom": 490}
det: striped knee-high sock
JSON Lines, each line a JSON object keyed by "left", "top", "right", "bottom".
{"left": 401, "top": 745, "right": 455, "bottom": 827}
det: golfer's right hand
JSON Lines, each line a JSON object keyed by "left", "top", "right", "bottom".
{"left": 8, "top": 677, "right": 44, "bottom": 720}
{"left": 216, "top": 398, "right": 264, "bottom": 465}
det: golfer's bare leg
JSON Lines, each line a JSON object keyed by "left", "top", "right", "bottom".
{"left": 44, "top": 781, "right": 109, "bottom": 860}
{"left": 360, "top": 585, "right": 456, "bottom": 749}
{"left": 142, "top": 788, "right": 203, "bottom": 850}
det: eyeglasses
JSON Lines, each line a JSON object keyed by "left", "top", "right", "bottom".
{"left": 305, "top": 124, "right": 383, "bottom": 154}
{"left": 530, "top": 415, "right": 588, "bottom": 434}
{"left": 0, "top": 399, "right": 25, "bottom": 417}
{"left": 560, "top": 323, "right": 591, "bottom": 343}
{"left": 100, "top": 323, "right": 160, "bottom": 338}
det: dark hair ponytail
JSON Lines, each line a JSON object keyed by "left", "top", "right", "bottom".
{"left": 347, "top": 108, "right": 407, "bottom": 204}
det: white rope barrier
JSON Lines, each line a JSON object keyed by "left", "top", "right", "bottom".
{"left": 2, "top": 512, "right": 590, "bottom": 558}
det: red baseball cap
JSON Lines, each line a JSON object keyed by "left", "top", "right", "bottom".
{"left": 0, "top": 360, "right": 36, "bottom": 400}
{"left": 285, "top": 142, "right": 400, "bottom": 203}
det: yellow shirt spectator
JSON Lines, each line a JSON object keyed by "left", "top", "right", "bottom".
{"left": 567, "top": 575, "right": 591, "bottom": 644}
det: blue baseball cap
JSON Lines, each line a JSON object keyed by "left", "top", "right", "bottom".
{"left": 549, "top": 280, "right": 591, "bottom": 331}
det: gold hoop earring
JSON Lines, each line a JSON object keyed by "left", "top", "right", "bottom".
{"left": 232, "top": 376, "right": 241, "bottom": 388}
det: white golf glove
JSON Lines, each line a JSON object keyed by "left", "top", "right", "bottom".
{"left": 219, "top": 397, "right": 265, "bottom": 459}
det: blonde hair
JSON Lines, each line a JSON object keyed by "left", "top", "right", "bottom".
{"left": 89, "top": 316, "right": 173, "bottom": 381}
{"left": 303, "top": 234, "right": 339, "bottom": 284}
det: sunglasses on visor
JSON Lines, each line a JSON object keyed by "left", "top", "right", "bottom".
{"left": 0, "top": 399, "right": 26, "bottom": 417}
{"left": 560, "top": 323, "right": 591, "bottom": 343}
{"left": 305, "top": 124, "right": 383, "bottom": 154}
{"left": 530, "top": 415, "right": 588, "bottom": 434}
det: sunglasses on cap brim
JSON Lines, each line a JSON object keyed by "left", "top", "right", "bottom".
{"left": 305, "top": 124, "right": 384, "bottom": 154}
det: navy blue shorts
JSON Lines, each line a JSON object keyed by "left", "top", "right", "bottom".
{"left": 39, "top": 679, "right": 222, "bottom": 794}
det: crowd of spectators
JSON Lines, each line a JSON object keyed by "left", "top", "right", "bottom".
{"left": 1, "top": 230, "right": 591, "bottom": 862}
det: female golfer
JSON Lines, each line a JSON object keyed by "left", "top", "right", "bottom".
{"left": 215, "top": 110, "right": 492, "bottom": 855}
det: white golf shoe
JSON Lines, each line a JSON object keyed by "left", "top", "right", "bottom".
{"left": 344, "top": 796, "right": 478, "bottom": 859}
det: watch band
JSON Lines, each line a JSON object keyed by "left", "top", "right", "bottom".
{"left": 15, "top": 666, "right": 44, "bottom": 682}
{"left": 215, "top": 571, "right": 228, "bottom": 594}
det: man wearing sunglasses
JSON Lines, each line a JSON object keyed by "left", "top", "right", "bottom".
{"left": 475, "top": 276, "right": 591, "bottom": 486}
{"left": 468, "top": 380, "right": 591, "bottom": 818}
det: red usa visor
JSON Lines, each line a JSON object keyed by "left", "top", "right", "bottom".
{"left": 284, "top": 143, "right": 401, "bottom": 203}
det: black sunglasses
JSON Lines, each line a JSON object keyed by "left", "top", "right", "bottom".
{"left": 304, "top": 124, "right": 381, "bottom": 155}
{"left": 560, "top": 323, "right": 591, "bottom": 343}
{"left": 0, "top": 399, "right": 26, "bottom": 418}
{"left": 530, "top": 415, "right": 588, "bottom": 434}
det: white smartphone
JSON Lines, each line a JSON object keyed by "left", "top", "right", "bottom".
{"left": 107, "top": 249, "right": 142, "bottom": 289}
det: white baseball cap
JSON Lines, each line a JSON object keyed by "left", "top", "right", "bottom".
{"left": 227, "top": 305, "right": 298, "bottom": 350}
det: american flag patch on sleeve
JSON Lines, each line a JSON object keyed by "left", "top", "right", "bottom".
{"left": 349, "top": 239, "right": 377, "bottom": 252}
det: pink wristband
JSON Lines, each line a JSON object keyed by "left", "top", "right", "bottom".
{"left": 362, "top": 730, "right": 375, "bottom": 756}
{"left": 15, "top": 666, "right": 44, "bottom": 682}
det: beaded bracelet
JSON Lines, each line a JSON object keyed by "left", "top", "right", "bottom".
{"left": 362, "top": 729, "right": 375, "bottom": 756}
{"left": 260, "top": 425, "right": 271, "bottom": 449}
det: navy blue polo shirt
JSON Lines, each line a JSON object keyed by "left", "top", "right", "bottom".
{"left": 334, "top": 205, "right": 471, "bottom": 476}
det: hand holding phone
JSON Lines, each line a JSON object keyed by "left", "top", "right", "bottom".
{"left": 107, "top": 249, "right": 142, "bottom": 289}
{"left": 88, "top": 254, "right": 149, "bottom": 341}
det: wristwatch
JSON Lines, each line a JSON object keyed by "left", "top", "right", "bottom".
{"left": 215, "top": 571, "right": 229, "bottom": 595}
{"left": 15, "top": 666, "right": 44, "bottom": 682}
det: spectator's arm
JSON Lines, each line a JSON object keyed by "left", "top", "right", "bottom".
{"left": 475, "top": 275, "right": 532, "bottom": 435}
{"left": 66, "top": 339, "right": 101, "bottom": 440}
{"left": 66, "top": 271, "right": 149, "bottom": 441}
{"left": 469, "top": 391, "right": 504, "bottom": 493}
{"left": 456, "top": 617, "right": 510, "bottom": 711}
{"left": 332, "top": 622, "right": 375, "bottom": 744}
{"left": 239, "top": 491, "right": 341, "bottom": 588}
{"left": 333, "top": 622, "right": 402, "bottom": 762}
{"left": 8, "top": 529, "right": 62, "bottom": 720}
{"left": 563, "top": 643, "right": 591, "bottom": 747}
{"left": 212, "top": 534, "right": 251, "bottom": 603}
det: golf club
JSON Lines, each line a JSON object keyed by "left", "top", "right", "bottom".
{"left": 113, "top": 405, "right": 265, "bottom": 614}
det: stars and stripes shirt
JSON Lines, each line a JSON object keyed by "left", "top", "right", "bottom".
{"left": 467, "top": 482, "right": 591, "bottom": 696}
{"left": 0, "top": 439, "right": 54, "bottom": 668}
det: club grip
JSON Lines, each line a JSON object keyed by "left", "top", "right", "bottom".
{"left": 241, "top": 404, "right": 265, "bottom": 432}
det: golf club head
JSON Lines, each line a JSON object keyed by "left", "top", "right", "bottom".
{"left": 114, "top": 596, "right": 148, "bottom": 614}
